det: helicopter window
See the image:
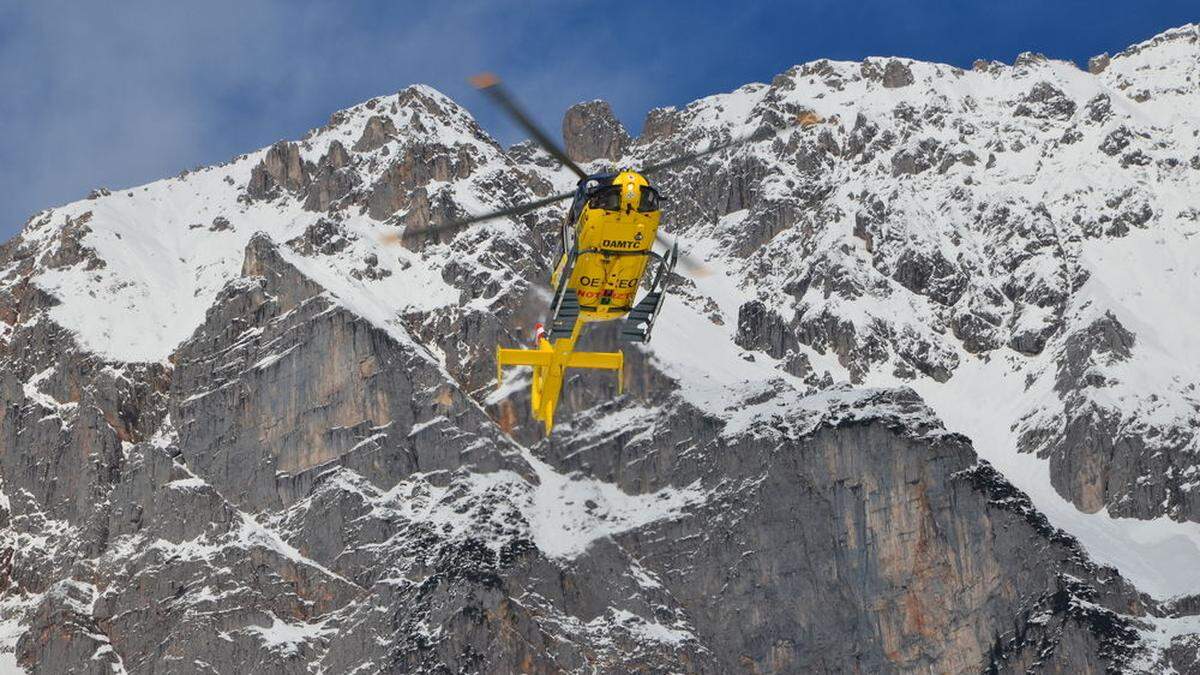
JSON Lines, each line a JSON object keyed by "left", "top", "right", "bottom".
{"left": 587, "top": 185, "right": 622, "bottom": 211}
{"left": 638, "top": 186, "right": 661, "bottom": 213}
{"left": 562, "top": 222, "right": 575, "bottom": 251}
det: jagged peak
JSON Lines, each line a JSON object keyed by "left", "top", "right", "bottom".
{"left": 314, "top": 83, "right": 462, "bottom": 130}
{"left": 296, "top": 83, "right": 499, "bottom": 164}
{"left": 5, "top": 18, "right": 1200, "bottom": 673}
{"left": 562, "top": 100, "right": 629, "bottom": 163}
{"left": 1095, "top": 23, "right": 1199, "bottom": 113}
{"left": 1112, "top": 22, "right": 1200, "bottom": 61}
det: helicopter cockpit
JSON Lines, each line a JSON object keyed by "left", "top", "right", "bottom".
{"left": 578, "top": 178, "right": 661, "bottom": 214}
{"left": 587, "top": 184, "right": 622, "bottom": 211}
{"left": 560, "top": 174, "right": 662, "bottom": 253}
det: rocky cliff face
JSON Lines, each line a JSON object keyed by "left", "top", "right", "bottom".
{"left": 2, "top": 24, "right": 1200, "bottom": 674}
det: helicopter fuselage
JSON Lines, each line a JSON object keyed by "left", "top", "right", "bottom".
{"left": 451, "top": 72, "right": 776, "bottom": 434}
{"left": 551, "top": 170, "right": 662, "bottom": 324}
{"left": 497, "top": 169, "right": 675, "bottom": 434}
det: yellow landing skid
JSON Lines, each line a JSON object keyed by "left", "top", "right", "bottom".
{"left": 495, "top": 323, "right": 623, "bottom": 435}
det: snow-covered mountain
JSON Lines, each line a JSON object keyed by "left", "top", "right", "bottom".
{"left": 1, "top": 23, "right": 1199, "bottom": 674}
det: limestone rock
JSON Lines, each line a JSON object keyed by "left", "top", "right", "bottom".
{"left": 3, "top": 23, "right": 1200, "bottom": 673}
{"left": 562, "top": 100, "right": 629, "bottom": 164}
{"left": 352, "top": 115, "right": 398, "bottom": 153}
{"left": 304, "top": 140, "right": 360, "bottom": 212}
{"left": 882, "top": 58, "right": 915, "bottom": 88}
{"left": 247, "top": 141, "right": 310, "bottom": 199}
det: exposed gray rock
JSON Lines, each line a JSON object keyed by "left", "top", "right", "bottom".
{"left": 882, "top": 58, "right": 915, "bottom": 88}
{"left": 889, "top": 246, "right": 967, "bottom": 306}
{"left": 562, "top": 100, "right": 629, "bottom": 164}
{"left": 973, "top": 59, "right": 1005, "bottom": 74}
{"left": 17, "top": 580, "right": 123, "bottom": 674}
{"left": 247, "top": 141, "right": 311, "bottom": 199}
{"left": 40, "top": 211, "right": 105, "bottom": 271}
{"left": 735, "top": 299, "right": 795, "bottom": 358}
{"left": 639, "top": 107, "right": 682, "bottom": 146}
{"left": 1020, "top": 312, "right": 1200, "bottom": 522}
{"left": 1085, "top": 93, "right": 1114, "bottom": 124}
{"left": 349, "top": 251, "right": 391, "bottom": 281}
{"left": 352, "top": 115, "right": 398, "bottom": 153}
{"left": 1007, "top": 307, "right": 1062, "bottom": 356}
{"left": 169, "top": 235, "right": 520, "bottom": 511}
{"left": 304, "top": 140, "right": 361, "bottom": 212}
{"left": 11, "top": 213, "right": 1159, "bottom": 671}
{"left": 322, "top": 139, "right": 351, "bottom": 170}
{"left": 1014, "top": 51, "right": 1049, "bottom": 67}
{"left": 891, "top": 138, "right": 943, "bottom": 175}
{"left": 860, "top": 58, "right": 915, "bottom": 89}
{"left": 366, "top": 143, "right": 478, "bottom": 220}
{"left": 287, "top": 217, "right": 354, "bottom": 256}
{"left": 541, "top": 388, "right": 1148, "bottom": 673}
{"left": 4, "top": 25, "right": 1200, "bottom": 673}
{"left": 844, "top": 112, "right": 879, "bottom": 161}
{"left": 1101, "top": 126, "right": 1134, "bottom": 156}
{"left": 1014, "top": 82, "right": 1078, "bottom": 121}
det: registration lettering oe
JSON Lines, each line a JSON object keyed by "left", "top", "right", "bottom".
{"left": 578, "top": 276, "right": 637, "bottom": 288}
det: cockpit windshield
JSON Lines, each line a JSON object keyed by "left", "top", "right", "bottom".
{"left": 637, "top": 186, "right": 660, "bottom": 213}
{"left": 587, "top": 185, "right": 622, "bottom": 211}
{"left": 585, "top": 181, "right": 662, "bottom": 213}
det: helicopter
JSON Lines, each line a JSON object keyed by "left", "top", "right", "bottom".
{"left": 397, "top": 73, "right": 792, "bottom": 433}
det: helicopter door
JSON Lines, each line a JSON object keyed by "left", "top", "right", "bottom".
{"left": 562, "top": 220, "right": 576, "bottom": 251}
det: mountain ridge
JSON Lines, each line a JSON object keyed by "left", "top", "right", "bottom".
{"left": 2, "top": 21, "right": 1200, "bottom": 673}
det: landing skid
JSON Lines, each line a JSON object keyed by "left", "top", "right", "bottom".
{"left": 619, "top": 242, "right": 678, "bottom": 343}
{"left": 547, "top": 249, "right": 581, "bottom": 340}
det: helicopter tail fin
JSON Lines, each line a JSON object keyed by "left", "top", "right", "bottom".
{"left": 496, "top": 341, "right": 623, "bottom": 434}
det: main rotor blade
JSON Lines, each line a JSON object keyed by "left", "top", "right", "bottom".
{"left": 470, "top": 72, "right": 589, "bottom": 181}
{"left": 380, "top": 189, "right": 576, "bottom": 245}
{"left": 641, "top": 123, "right": 784, "bottom": 177}
{"left": 656, "top": 231, "right": 710, "bottom": 277}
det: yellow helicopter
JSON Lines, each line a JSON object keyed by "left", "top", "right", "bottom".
{"left": 404, "top": 73, "right": 788, "bottom": 433}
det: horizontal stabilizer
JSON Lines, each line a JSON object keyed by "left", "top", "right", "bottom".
{"left": 496, "top": 343, "right": 625, "bottom": 433}
{"left": 496, "top": 348, "right": 554, "bottom": 369}
{"left": 496, "top": 347, "right": 624, "bottom": 374}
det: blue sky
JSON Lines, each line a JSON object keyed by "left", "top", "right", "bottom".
{"left": 1, "top": 1, "right": 1195, "bottom": 241}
